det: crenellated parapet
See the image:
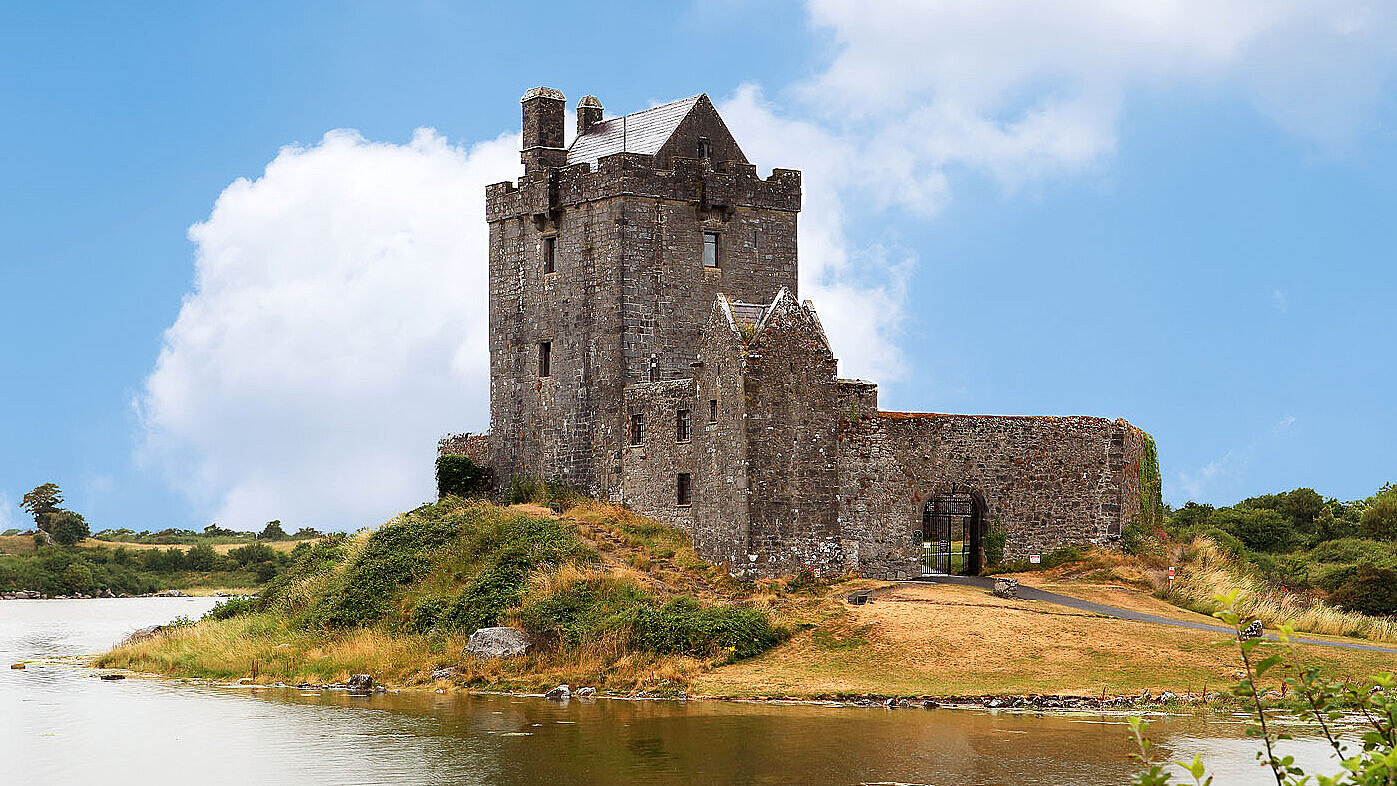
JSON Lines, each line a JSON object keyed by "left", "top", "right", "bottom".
{"left": 486, "top": 155, "right": 801, "bottom": 223}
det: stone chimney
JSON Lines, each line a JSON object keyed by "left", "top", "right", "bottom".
{"left": 576, "top": 95, "right": 603, "bottom": 136}
{"left": 520, "top": 87, "right": 566, "bottom": 175}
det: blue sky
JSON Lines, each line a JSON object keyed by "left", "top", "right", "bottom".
{"left": 2, "top": 1, "right": 1394, "bottom": 532}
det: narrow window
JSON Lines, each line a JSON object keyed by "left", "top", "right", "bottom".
{"left": 677, "top": 473, "right": 691, "bottom": 506}
{"left": 542, "top": 237, "right": 556, "bottom": 274}
{"left": 703, "top": 231, "right": 719, "bottom": 268}
{"left": 676, "top": 409, "right": 691, "bottom": 442}
{"left": 697, "top": 137, "right": 711, "bottom": 160}
{"left": 708, "top": 399, "right": 718, "bottom": 423}
{"left": 538, "top": 341, "right": 551, "bottom": 377}
{"left": 630, "top": 413, "right": 645, "bottom": 446}
{"left": 648, "top": 354, "right": 658, "bottom": 382}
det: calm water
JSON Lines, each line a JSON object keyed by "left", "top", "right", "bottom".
{"left": 0, "top": 598, "right": 1355, "bottom": 785}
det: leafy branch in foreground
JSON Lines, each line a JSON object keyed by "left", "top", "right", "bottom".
{"left": 1130, "top": 591, "right": 1397, "bottom": 785}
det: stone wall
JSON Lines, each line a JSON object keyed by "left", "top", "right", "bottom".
{"left": 740, "top": 293, "right": 844, "bottom": 576}
{"left": 486, "top": 147, "right": 800, "bottom": 502}
{"left": 836, "top": 412, "right": 1136, "bottom": 579}
{"left": 689, "top": 299, "right": 753, "bottom": 572}
{"left": 620, "top": 379, "right": 697, "bottom": 529}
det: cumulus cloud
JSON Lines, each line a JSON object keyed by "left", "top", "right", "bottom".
{"left": 140, "top": 129, "right": 518, "bottom": 530}
{"left": 1176, "top": 452, "right": 1244, "bottom": 501}
{"left": 0, "top": 492, "right": 15, "bottom": 530}
{"left": 720, "top": 85, "right": 912, "bottom": 383}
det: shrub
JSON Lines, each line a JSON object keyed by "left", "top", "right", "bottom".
{"left": 1201, "top": 527, "right": 1247, "bottom": 560}
{"left": 46, "top": 510, "right": 91, "bottom": 546}
{"left": 436, "top": 455, "right": 490, "bottom": 499}
{"left": 637, "top": 596, "right": 784, "bottom": 661}
{"left": 185, "top": 543, "right": 217, "bottom": 571}
{"left": 516, "top": 572, "right": 649, "bottom": 648}
{"left": 982, "top": 518, "right": 1006, "bottom": 567}
{"left": 1329, "top": 564, "right": 1397, "bottom": 617}
{"left": 1215, "top": 507, "right": 1295, "bottom": 553}
{"left": 228, "top": 542, "right": 276, "bottom": 566}
{"left": 311, "top": 511, "right": 460, "bottom": 628}
{"left": 408, "top": 596, "right": 448, "bottom": 633}
{"left": 1359, "top": 484, "right": 1397, "bottom": 541}
{"left": 204, "top": 596, "right": 257, "bottom": 621}
{"left": 1308, "top": 538, "right": 1390, "bottom": 564}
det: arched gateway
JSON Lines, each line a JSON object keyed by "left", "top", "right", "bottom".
{"left": 920, "top": 493, "right": 984, "bottom": 576}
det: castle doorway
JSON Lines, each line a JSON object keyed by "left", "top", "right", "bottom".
{"left": 920, "top": 494, "right": 983, "bottom": 576}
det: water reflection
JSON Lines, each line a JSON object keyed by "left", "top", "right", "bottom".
{"left": 0, "top": 599, "right": 1352, "bottom": 785}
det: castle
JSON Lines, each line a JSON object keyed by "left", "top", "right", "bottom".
{"left": 441, "top": 87, "right": 1159, "bottom": 579}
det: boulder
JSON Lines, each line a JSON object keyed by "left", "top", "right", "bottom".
{"left": 346, "top": 674, "right": 373, "bottom": 691}
{"left": 121, "top": 625, "right": 164, "bottom": 646}
{"left": 575, "top": 686, "right": 597, "bottom": 697}
{"left": 430, "top": 668, "right": 455, "bottom": 681}
{"left": 544, "top": 684, "right": 570, "bottom": 701}
{"left": 99, "top": 674, "right": 125, "bottom": 681}
{"left": 992, "top": 578, "right": 1019, "bottom": 599}
{"left": 464, "top": 627, "right": 532, "bottom": 659}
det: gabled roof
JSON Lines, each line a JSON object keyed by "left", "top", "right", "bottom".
{"left": 566, "top": 95, "right": 702, "bottom": 167}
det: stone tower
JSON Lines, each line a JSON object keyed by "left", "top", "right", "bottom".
{"left": 485, "top": 87, "right": 803, "bottom": 498}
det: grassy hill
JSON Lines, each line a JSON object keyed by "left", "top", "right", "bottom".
{"left": 97, "top": 499, "right": 1397, "bottom": 698}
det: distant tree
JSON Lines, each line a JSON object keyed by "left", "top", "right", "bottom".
{"left": 1359, "top": 484, "right": 1397, "bottom": 541}
{"left": 185, "top": 543, "right": 217, "bottom": 571}
{"left": 259, "top": 520, "right": 287, "bottom": 540}
{"left": 203, "top": 523, "right": 238, "bottom": 537}
{"left": 1167, "top": 501, "right": 1215, "bottom": 533}
{"left": 46, "top": 510, "right": 90, "bottom": 546}
{"left": 228, "top": 542, "right": 275, "bottom": 566}
{"left": 60, "top": 561, "right": 95, "bottom": 594}
{"left": 252, "top": 561, "right": 278, "bottom": 583}
{"left": 292, "top": 527, "right": 324, "bottom": 539}
{"left": 1215, "top": 506, "right": 1295, "bottom": 553}
{"left": 20, "top": 483, "right": 63, "bottom": 526}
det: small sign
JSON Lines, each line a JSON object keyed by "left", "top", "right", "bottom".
{"left": 1168, "top": 566, "right": 1176, "bottom": 579}
{"left": 1029, "top": 554, "right": 1041, "bottom": 565}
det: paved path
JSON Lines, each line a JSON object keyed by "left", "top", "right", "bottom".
{"left": 907, "top": 576, "right": 1397, "bottom": 655}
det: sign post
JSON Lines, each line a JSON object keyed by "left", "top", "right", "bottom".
{"left": 1167, "top": 566, "right": 1175, "bottom": 593}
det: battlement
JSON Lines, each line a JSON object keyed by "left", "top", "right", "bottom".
{"left": 486, "top": 154, "right": 801, "bottom": 223}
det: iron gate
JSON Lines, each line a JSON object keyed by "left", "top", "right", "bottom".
{"left": 921, "top": 496, "right": 973, "bottom": 575}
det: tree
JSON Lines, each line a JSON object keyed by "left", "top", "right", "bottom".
{"left": 185, "top": 543, "right": 216, "bottom": 571}
{"left": 46, "top": 510, "right": 90, "bottom": 546}
{"left": 60, "top": 561, "right": 95, "bottom": 594}
{"left": 292, "top": 527, "right": 324, "bottom": 539}
{"left": 20, "top": 483, "right": 63, "bottom": 526}
{"left": 259, "top": 520, "right": 287, "bottom": 540}
{"left": 1215, "top": 506, "right": 1295, "bottom": 553}
{"left": 1359, "top": 483, "right": 1397, "bottom": 541}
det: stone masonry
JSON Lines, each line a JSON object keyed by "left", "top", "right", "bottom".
{"left": 443, "top": 87, "right": 1160, "bottom": 579}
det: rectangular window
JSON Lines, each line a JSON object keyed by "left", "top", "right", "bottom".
{"left": 677, "top": 473, "right": 691, "bottom": 506}
{"left": 543, "top": 237, "right": 556, "bottom": 274}
{"left": 538, "top": 341, "right": 551, "bottom": 377}
{"left": 676, "top": 409, "right": 691, "bottom": 442}
{"left": 708, "top": 399, "right": 718, "bottom": 423}
{"left": 703, "top": 231, "right": 719, "bottom": 268}
{"left": 697, "top": 137, "right": 711, "bottom": 160}
{"left": 630, "top": 412, "right": 645, "bottom": 446}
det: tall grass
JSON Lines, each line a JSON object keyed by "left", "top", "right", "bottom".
{"left": 1169, "top": 538, "right": 1397, "bottom": 643}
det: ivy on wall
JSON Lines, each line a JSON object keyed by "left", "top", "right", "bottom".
{"left": 1137, "top": 433, "right": 1164, "bottom": 527}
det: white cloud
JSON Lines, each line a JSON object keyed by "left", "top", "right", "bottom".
{"left": 1272, "top": 289, "right": 1289, "bottom": 313}
{"left": 139, "top": 129, "right": 518, "bottom": 530}
{"left": 1176, "top": 452, "right": 1243, "bottom": 501}
{"left": 719, "top": 85, "right": 912, "bottom": 383}
{"left": 1273, "top": 414, "right": 1298, "bottom": 435}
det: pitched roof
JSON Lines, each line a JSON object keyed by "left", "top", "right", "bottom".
{"left": 566, "top": 95, "right": 702, "bottom": 167}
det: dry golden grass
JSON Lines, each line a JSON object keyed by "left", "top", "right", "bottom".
{"left": 695, "top": 582, "right": 1397, "bottom": 699}
{"left": 1169, "top": 539, "right": 1397, "bottom": 643}
{"left": 0, "top": 534, "right": 323, "bottom": 556}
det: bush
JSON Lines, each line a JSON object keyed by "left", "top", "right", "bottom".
{"left": 516, "top": 574, "right": 650, "bottom": 647}
{"left": 227, "top": 542, "right": 275, "bottom": 566}
{"left": 1308, "top": 538, "right": 1391, "bottom": 564}
{"left": 311, "top": 511, "right": 460, "bottom": 629}
{"left": 982, "top": 518, "right": 1006, "bottom": 567}
{"left": 1329, "top": 564, "right": 1397, "bottom": 617}
{"left": 1359, "top": 484, "right": 1397, "bottom": 541}
{"left": 204, "top": 596, "right": 257, "bottom": 620}
{"left": 46, "top": 510, "right": 90, "bottom": 546}
{"left": 637, "top": 596, "right": 784, "bottom": 661}
{"left": 1215, "top": 507, "right": 1295, "bottom": 553}
{"left": 436, "top": 455, "right": 490, "bottom": 499}
{"left": 1201, "top": 527, "right": 1247, "bottom": 560}
{"left": 185, "top": 543, "right": 217, "bottom": 571}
